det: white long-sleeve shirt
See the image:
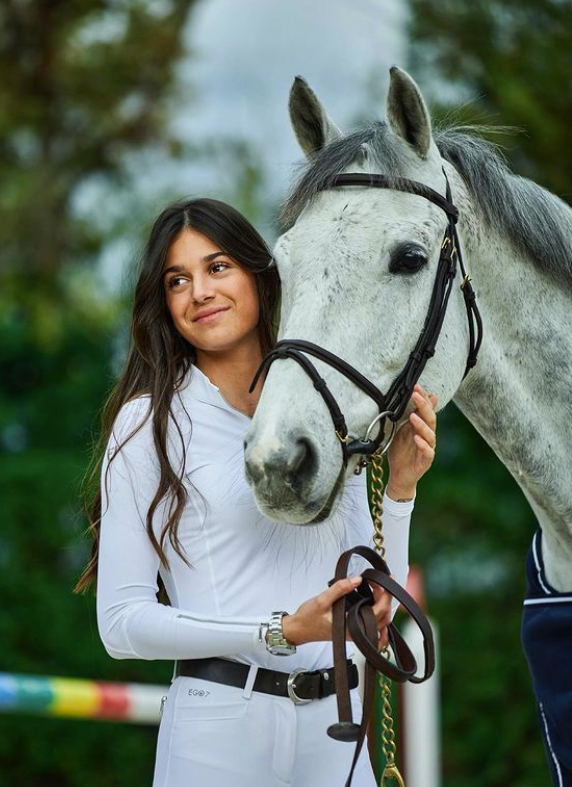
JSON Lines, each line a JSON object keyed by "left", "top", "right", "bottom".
{"left": 96, "top": 366, "right": 413, "bottom": 672}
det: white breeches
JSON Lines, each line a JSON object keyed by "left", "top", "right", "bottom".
{"left": 153, "top": 673, "right": 377, "bottom": 787}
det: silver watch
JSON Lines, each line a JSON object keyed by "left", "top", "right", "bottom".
{"left": 265, "top": 611, "right": 296, "bottom": 656}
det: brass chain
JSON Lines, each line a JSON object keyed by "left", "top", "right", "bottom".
{"left": 370, "top": 453, "right": 386, "bottom": 559}
{"left": 370, "top": 453, "right": 406, "bottom": 787}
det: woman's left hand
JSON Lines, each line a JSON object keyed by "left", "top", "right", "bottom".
{"left": 385, "top": 384, "right": 438, "bottom": 501}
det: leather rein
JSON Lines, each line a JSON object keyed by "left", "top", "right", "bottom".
{"left": 250, "top": 170, "right": 483, "bottom": 466}
{"left": 327, "top": 545, "right": 435, "bottom": 787}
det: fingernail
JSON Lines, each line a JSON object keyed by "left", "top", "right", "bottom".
{"left": 350, "top": 576, "right": 362, "bottom": 584}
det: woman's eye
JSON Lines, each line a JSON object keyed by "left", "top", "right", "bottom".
{"left": 168, "top": 276, "right": 186, "bottom": 289}
{"left": 389, "top": 246, "right": 428, "bottom": 274}
{"left": 209, "top": 261, "right": 229, "bottom": 274}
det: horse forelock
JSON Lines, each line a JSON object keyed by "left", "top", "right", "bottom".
{"left": 282, "top": 119, "right": 572, "bottom": 293}
{"left": 280, "top": 121, "right": 411, "bottom": 230}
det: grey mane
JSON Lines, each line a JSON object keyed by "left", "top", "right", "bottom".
{"left": 281, "top": 121, "right": 572, "bottom": 292}
{"left": 436, "top": 128, "right": 572, "bottom": 290}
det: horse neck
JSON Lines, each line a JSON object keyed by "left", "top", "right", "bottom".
{"left": 452, "top": 187, "right": 572, "bottom": 591}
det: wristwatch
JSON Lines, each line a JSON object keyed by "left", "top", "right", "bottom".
{"left": 265, "top": 611, "right": 297, "bottom": 656}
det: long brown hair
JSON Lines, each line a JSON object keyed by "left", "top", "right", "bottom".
{"left": 75, "top": 198, "right": 280, "bottom": 593}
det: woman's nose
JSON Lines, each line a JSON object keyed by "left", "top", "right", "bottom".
{"left": 192, "top": 275, "right": 215, "bottom": 303}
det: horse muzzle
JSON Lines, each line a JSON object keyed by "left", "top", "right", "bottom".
{"left": 244, "top": 429, "right": 341, "bottom": 524}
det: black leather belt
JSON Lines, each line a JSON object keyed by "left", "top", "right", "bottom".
{"left": 174, "top": 657, "right": 358, "bottom": 705}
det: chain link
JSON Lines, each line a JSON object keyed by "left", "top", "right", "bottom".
{"left": 369, "top": 453, "right": 406, "bottom": 787}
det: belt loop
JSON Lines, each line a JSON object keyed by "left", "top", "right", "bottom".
{"left": 242, "top": 664, "right": 259, "bottom": 699}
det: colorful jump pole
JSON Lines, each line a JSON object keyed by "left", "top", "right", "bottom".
{"left": 0, "top": 672, "right": 167, "bottom": 724}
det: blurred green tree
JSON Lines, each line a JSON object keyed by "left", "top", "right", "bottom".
{"left": 0, "top": 0, "right": 198, "bottom": 277}
{"left": 0, "top": 2, "right": 201, "bottom": 785}
{"left": 408, "top": 0, "right": 572, "bottom": 194}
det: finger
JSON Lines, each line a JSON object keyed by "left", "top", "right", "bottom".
{"left": 409, "top": 411, "right": 436, "bottom": 447}
{"left": 372, "top": 603, "right": 391, "bottom": 621}
{"left": 415, "top": 385, "right": 438, "bottom": 410}
{"left": 413, "top": 383, "right": 434, "bottom": 405}
{"left": 370, "top": 583, "right": 390, "bottom": 604}
{"left": 370, "top": 584, "right": 392, "bottom": 619}
{"left": 378, "top": 627, "right": 389, "bottom": 649}
{"left": 411, "top": 391, "right": 436, "bottom": 423}
{"left": 319, "top": 576, "right": 362, "bottom": 609}
{"left": 413, "top": 433, "right": 436, "bottom": 461}
{"left": 412, "top": 387, "right": 436, "bottom": 415}
{"left": 413, "top": 382, "right": 430, "bottom": 396}
{"left": 373, "top": 607, "right": 392, "bottom": 628}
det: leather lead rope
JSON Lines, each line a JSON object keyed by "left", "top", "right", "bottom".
{"left": 327, "top": 454, "right": 435, "bottom": 787}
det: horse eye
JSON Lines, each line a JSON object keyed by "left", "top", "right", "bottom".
{"left": 389, "top": 245, "right": 428, "bottom": 274}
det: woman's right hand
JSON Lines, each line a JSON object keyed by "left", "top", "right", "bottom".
{"left": 281, "top": 576, "right": 390, "bottom": 648}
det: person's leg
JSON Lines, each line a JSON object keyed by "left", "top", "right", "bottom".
{"left": 153, "top": 679, "right": 177, "bottom": 787}
{"left": 291, "top": 691, "right": 377, "bottom": 787}
{"left": 153, "top": 676, "right": 285, "bottom": 787}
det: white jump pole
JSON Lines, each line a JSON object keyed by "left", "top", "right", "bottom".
{"left": 402, "top": 566, "right": 441, "bottom": 787}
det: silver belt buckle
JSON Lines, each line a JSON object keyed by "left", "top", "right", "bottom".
{"left": 287, "top": 668, "right": 312, "bottom": 705}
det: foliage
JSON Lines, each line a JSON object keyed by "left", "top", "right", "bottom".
{"left": 0, "top": 2, "right": 196, "bottom": 784}
{"left": 0, "top": 0, "right": 198, "bottom": 276}
{"left": 0, "top": 284, "right": 175, "bottom": 786}
{"left": 408, "top": 0, "right": 572, "bottom": 196}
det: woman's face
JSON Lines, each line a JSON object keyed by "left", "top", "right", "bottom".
{"left": 163, "top": 228, "right": 261, "bottom": 359}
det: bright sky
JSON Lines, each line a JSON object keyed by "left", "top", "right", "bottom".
{"left": 94, "top": 0, "right": 409, "bottom": 290}
{"left": 175, "top": 0, "right": 407, "bottom": 201}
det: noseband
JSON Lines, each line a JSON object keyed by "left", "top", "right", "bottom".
{"left": 250, "top": 170, "right": 483, "bottom": 468}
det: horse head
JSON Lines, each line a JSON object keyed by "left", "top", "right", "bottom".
{"left": 245, "top": 67, "right": 474, "bottom": 524}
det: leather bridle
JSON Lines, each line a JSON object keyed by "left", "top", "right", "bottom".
{"left": 250, "top": 169, "right": 483, "bottom": 467}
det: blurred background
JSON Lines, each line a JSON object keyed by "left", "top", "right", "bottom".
{"left": 1, "top": 0, "right": 570, "bottom": 784}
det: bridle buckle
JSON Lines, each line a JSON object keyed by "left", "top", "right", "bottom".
{"left": 287, "top": 668, "right": 312, "bottom": 705}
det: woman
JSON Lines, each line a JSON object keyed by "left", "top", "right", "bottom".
{"left": 76, "top": 197, "right": 437, "bottom": 787}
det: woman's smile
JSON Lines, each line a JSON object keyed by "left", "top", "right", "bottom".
{"left": 191, "top": 305, "right": 230, "bottom": 324}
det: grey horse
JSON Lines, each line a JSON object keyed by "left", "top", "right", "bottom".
{"left": 245, "top": 67, "right": 572, "bottom": 785}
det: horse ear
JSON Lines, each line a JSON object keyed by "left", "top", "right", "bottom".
{"left": 386, "top": 66, "right": 432, "bottom": 158}
{"left": 289, "top": 76, "right": 342, "bottom": 158}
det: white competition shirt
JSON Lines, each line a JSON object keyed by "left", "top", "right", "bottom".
{"left": 96, "top": 366, "right": 413, "bottom": 672}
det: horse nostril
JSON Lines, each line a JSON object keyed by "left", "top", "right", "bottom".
{"left": 286, "top": 438, "right": 316, "bottom": 484}
{"left": 244, "top": 436, "right": 317, "bottom": 490}
{"left": 245, "top": 454, "right": 263, "bottom": 485}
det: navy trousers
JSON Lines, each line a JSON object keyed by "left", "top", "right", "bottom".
{"left": 522, "top": 530, "right": 572, "bottom": 787}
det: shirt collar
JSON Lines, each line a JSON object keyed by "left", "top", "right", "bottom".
{"left": 177, "top": 365, "right": 250, "bottom": 419}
